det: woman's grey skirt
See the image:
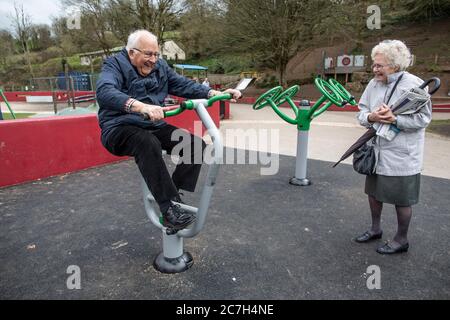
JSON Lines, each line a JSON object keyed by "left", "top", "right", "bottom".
{"left": 365, "top": 174, "right": 421, "bottom": 206}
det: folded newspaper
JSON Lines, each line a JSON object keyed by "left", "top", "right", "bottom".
{"left": 375, "top": 86, "right": 431, "bottom": 141}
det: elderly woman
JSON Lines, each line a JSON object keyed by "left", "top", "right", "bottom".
{"left": 354, "top": 40, "right": 432, "bottom": 254}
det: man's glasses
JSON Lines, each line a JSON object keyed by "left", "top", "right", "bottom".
{"left": 133, "top": 48, "right": 160, "bottom": 58}
{"left": 371, "top": 63, "right": 391, "bottom": 70}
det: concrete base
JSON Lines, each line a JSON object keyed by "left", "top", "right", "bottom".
{"left": 153, "top": 252, "right": 194, "bottom": 274}
{"left": 289, "top": 177, "right": 312, "bottom": 186}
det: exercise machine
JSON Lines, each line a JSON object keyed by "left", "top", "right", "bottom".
{"left": 141, "top": 93, "right": 232, "bottom": 273}
{"left": 252, "top": 78, "right": 356, "bottom": 185}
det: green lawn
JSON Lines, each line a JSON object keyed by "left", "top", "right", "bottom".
{"left": 1, "top": 113, "right": 36, "bottom": 120}
{"left": 427, "top": 119, "right": 450, "bottom": 138}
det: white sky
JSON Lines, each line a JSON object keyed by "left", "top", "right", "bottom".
{"left": 0, "top": 0, "right": 65, "bottom": 31}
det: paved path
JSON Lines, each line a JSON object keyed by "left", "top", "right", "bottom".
{"left": 1, "top": 101, "right": 92, "bottom": 116}
{"left": 220, "top": 104, "right": 450, "bottom": 179}
{"left": 3, "top": 101, "right": 449, "bottom": 178}
{"left": 1, "top": 103, "right": 449, "bottom": 300}
{"left": 1, "top": 153, "right": 449, "bottom": 300}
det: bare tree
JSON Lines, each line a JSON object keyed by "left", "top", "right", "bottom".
{"left": 107, "top": 0, "right": 183, "bottom": 45}
{"left": 61, "top": 0, "right": 181, "bottom": 52}
{"left": 30, "top": 24, "right": 53, "bottom": 51}
{"left": 63, "top": 0, "right": 118, "bottom": 54}
{"left": 308, "top": 0, "right": 374, "bottom": 48}
{"left": 134, "top": 0, "right": 183, "bottom": 44}
{"left": 107, "top": 0, "right": 141, "bottom": 43}
{"left": 403, "top": 0, "right": 450, "bottom": 21}
{"left": 0, "top": 30, "right": 15, "bottom": 66}
{"left": 225, "top": 0, "right": 313, "bottom": 86}
{"left": 179, "top": 0, "right": 226, "bottom": 58}
{"left": 10, "top": 2, "right": 35, "bottom": 78}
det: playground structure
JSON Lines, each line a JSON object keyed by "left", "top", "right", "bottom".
{"left": 1, "top": 87, "right": 450, "bottom": 298}
{"left": 50, "top": 75, "right": 97, "bottom": 115}
{"left": 53, "top": 92, "right": 98, "bottom": 116}
{"left": 141, "top": 93, "right": 232, "bottom": 273}
{"left": 2, "top": 74, "right": 450, "bottom": 297}
{"left": 0, "top": 73, "right": 98, "bottom": 118}
{"left": 27, "top": 75, "right": 98, "bottom": 115}
{"left": 173, "top": 64, "right": 208, "bottom": 80}
{"left": 253, "top": 78, "right": 357, "bottom": 186}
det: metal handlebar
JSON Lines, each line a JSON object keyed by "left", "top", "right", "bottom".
{"left": 252, "top": 77, "right": 354, "bottom": 130}
{"left": 327, "top": 78, "right": 357, "bottom": 106}
{"left": 252, "top": 85, "right": 299, "bottom": 125}
{"left": 177, "top": 93, "right": 232, "bottom": 114}
{"left": 142, "top": 93, "right": 233, "bottom": 120}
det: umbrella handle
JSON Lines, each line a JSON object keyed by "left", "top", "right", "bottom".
{"left": 419, "top": 77, "right": 440, "bottom": 95}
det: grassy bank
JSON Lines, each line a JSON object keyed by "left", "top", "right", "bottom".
{"left": 1, "top": 113, "right": 36, "bottom": 120}
{"left": 427, "top": 119, "right": 450, "bottom": 138}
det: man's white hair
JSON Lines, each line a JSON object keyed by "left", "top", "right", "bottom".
{"left": 126, "top": 30, "right": 158, "bottom": 51}
{"left": 371, "top": 40, "right": 412, "bottom": 71}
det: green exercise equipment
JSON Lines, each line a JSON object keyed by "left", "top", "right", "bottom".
{"left": 253, "top": 77, "right": 356, "bottom": 185}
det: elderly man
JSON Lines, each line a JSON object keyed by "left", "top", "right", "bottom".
{"left": 96, "top": 30, "right": 241, "bottom": 233}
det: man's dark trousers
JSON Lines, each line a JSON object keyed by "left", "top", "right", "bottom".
{"left": 103, "top": 124, "right": 206, "bottom": 211}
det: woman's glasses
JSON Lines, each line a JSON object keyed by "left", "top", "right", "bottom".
{"left": 371, "top": 63, "right": 391, "bottom": 70}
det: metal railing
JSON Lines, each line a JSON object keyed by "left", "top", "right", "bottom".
{"left": 28, "top": 74, "right": 100, "bottom": 92}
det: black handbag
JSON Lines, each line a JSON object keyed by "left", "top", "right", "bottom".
{"left": 353, "top": 138, "right": 376, "bottom": 175}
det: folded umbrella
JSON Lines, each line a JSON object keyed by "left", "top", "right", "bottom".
{"left": 332, "top": 77, "right": 440, "bottom": 168}
{"left": 332, "top": 127, "right": 376, "bottom": 167}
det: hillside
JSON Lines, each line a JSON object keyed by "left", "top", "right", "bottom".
{"left": 283, "top": 18, "right": 450, "bottom": 100}
{"left": 240, "top": 18, "right": 449, "bottom": 101}
{"left": 1, "top": 18, "right": 449, "bottom": 100}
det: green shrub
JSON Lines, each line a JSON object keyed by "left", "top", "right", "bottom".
{"left": 427, "top": 63, "right": 442, "bottom": 72}
{"left": 39, "top": 47, "right": 64, "bottom": 63}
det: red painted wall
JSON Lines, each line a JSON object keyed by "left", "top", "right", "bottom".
{"left": 0, "top": 103, "right": 220, "bottom": 188}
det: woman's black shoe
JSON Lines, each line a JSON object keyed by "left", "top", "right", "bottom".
{"left": 376, "top": 242, "right": 409, "bottom": 254}
{"left": 354, "top": 230, "right": 383, "bottom": 243}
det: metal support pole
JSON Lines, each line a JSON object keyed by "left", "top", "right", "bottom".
{"left": 144, "top": 99, "right": 223, "bottom": 274}
{"left": 64, "top": 64, "right": 71, "bottom": 109}
{"left": 89, "top": 74, "right": 93, "bottom": 91}
{"left": 70, "top": 77, "right": 76, "bottom": 109}
{"left": 0, "top": 89, "right": 16, "bottom": 119}
{"left": 290, "top": 101, "right": 311, "bottom": 186}
{"left": 289, "top": 130, "right": 311, "bottom": 186}
{"left": 52, "top": 91, "right": 58, "bottom": 115}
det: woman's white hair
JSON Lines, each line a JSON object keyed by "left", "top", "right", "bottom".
{"left": 126, "top": 30, "right": 158, "bottom": 51}
{"left": 371, "top": 40, "right": 412, "bottom": 71}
